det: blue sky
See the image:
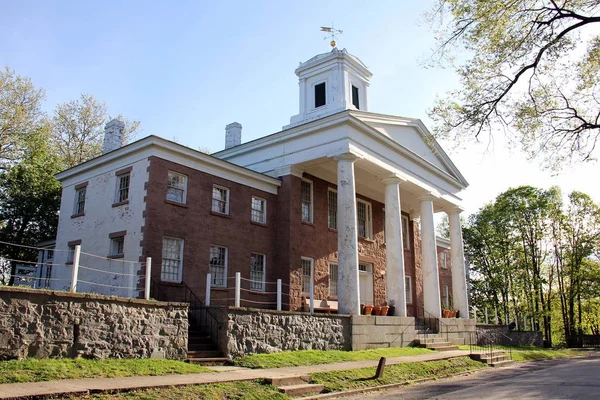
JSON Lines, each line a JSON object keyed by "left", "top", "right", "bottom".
{"left": 2, "top": 0, "right": 598, "bottom": 213}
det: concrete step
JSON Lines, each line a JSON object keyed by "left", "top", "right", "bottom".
{"left": 265, "top": 375, "right": 311, "bottom": 387}
{"left": 479, "top": 355, "right": 508, "bottom": 363}
{"left": 278, "top": 383, "right": 325, "bottom": 398}
{"left": 490, "top": 359, "right": 515, "bottom": 368}
{"left": 187, "top": 357, "right": 230, "bottom": 365}
{"left": 470, "top": 351, "right": 507, "bottom": 361}
{"left": 187, "top": 350, "right": 222, "bottom": 358}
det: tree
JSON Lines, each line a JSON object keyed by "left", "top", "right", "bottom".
{"left": 0, "top": 128, "right": 61, "bottom": 285}
{"left": 51, "top": 94, "right": 140, "bottom": 169}
{"left": 427, "top": 1, "right": 600, "bottom": 169}
{"left": 0, "top": 67, "right": 46, "bottom": 168}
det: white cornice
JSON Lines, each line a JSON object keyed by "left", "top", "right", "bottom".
{"left": 55, "top": 136, "right": 282, "bottom": 189}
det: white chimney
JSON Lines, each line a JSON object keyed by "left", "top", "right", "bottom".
{"left": 225, "top": 122, "right": 242, "bottom": 149}
{"left": 103, "top": 119, "right": 125, "bottom": 154}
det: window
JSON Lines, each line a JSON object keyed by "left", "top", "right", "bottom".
{"left": 405, "top": 276, "right": 413, "bottom": 304}
{"left": 359, "top": 262, "right": 372, "bottom": 273}
{"left": 440, "top": 251, "right": 448, "bottom": 269}
{"left": 301, "top": 257, "right": 313, "bottom": 293}
{"left": 301, "top": 179, "right": 313, "bottom": 223}
{"left": 67, "top": 246, "right": 75, "bottom": 263}
{"left": 402, "top": 216, "right": 410, "bottom": 249}
{"left": 442, "top": 285, "right": 450, "bottom": 309}
{"left": 329, "top": 263, "right": 338, "bottom": 297}
{"left": 357, "top": 200, "right": 372, "bottom": 239}
{"left": 110, "top": 236, "right": 124, "bottom": 257}
{"left": 212, "top": 185, "right": 230, "bottom": 214}
{"left": 74, "top": 187, "right": 86, "bottom": 215}
{"left": 116, "top": 173, "right": 130, "bottom": 203}
{"left": 314, "top": 82, "right": 326, "bottom": 108}
{"left": 250, "top": 252, "right": 265, "bottom": 291}
{"left": 161, "top": 237, "right": 183, "bottom": 282}
{"left": 209, "top": 245, "right": 228, "bottom": 287}
{"left": 352, "top": 85, "right": 360, "bottom": 109}
{"left": 251, "top": 196, "right": 267, "bottom": 224}
{"left": 328, "top": 189, "right": 337, "bottom": 229}
{"left": 167, "top": 171, "right": 187, "bottom": 203}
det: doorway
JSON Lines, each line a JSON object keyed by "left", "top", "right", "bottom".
{"left": 359, "top": 262, "right": 374, "bottom": 305}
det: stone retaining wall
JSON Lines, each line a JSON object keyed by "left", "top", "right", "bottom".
{"left": 477, "top": 324, "right": 543, "bottom": 347}
{"left": 0, "top": 286, "right": 188, "bottom": 360}
{"left": 217, "top": 307, "right": 351, "bottom": 357}
{"left": 352, "top": 315, "right": 419, "bottom": 349}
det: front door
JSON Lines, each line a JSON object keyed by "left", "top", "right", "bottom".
{"left": 359, "top": 262, "right": 374, "bottom": 305}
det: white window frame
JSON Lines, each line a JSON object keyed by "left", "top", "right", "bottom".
{"left": 115, "top": 173, "right": 130, "bottom": 203}
{"left": 405, "top": 276, "right": 413, "bottom": 304}
{"left": 301, "top": 257, "right": 314, "bottom": 294}
{"left": 167, "top": 171, "right": 187, "bottom": 204}
{"left": 402, "top": 215, "right": 410, "bottom": 249}
{"left": 442, "top": 285, "right": 450, "bottom": 309}
{"left": 209, "top": 245, "right": 228, "bottom": 288}
{"left": 356, "top": 199, "right": 373, "bottom": 239}
{"left": 313, "top": 80, "right": 327, "bottom": 109}
{"left": 67, "top": 246, "right": 75, "bottom": 263}
{"left": 251, "top": 196, "right": 267, "bottom": 224}
{"left": 301, "top": 178, "right": 313, "bottom": 223}
{"left": 329, "top": 262, "right": 338, "bottom": 297}
{"left": 161, "top": 236, "right": 184, "bottom": 283}
{"left": 212, "top": 185, "right": 230, "bottom": 215}
{"left": 74, "top": 187, "right": 86, "bottom": 215}
{"left": 109, "top": 236, "right": 125, "bottom": 257}
{"left": 250, "top": 252, "right": 266, "bottom": 291}
{"left": 440, "top": 251, "right": 448, "bottom": 269}
{"left": 327, "top": 188, "right": 337, "bottom": 230}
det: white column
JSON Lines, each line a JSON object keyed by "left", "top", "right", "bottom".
{"left": 144, "top": 257, "right": 152, "bottom": 301}
{"left": 448, "top": 208, "right": 470, "bottom": 319}
{"left": 335, "top": 153, "right": 361, "bottom": 315}
{"left": 419, "top": 195, "right": 441, "bottom": 318}
{"left": 381, "top": 176, "right": 406, "bottom": 316}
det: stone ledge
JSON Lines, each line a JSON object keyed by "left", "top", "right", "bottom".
{"left": 223, "top": 306, "right": 352, "bottom": 319}
{"left": 0, "top": 286, "right": 187, "bottom": 308}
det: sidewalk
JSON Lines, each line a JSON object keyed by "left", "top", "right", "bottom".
{"left": 0, "top": 350, "right": 470, "bottom": 399}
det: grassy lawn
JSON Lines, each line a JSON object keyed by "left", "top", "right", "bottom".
{"left": 458, "top": 345, "right": 586, "bottom": 361}
{"left": 234, "top": 347, "right": 434, "bottom": 369}
{"left": 311, "top": 356, "right": 485, "bottom": 393}
{"left": 0, "top": 358, "right": 211, "bottom": 384}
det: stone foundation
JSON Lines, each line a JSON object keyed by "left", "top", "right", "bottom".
{"left": 0, "top": 286, "right": 188, "bottom": 360}
{"left": 477, "top": 324, "right": 543, "bottom": 347}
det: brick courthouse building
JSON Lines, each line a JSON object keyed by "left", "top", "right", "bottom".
{"left": 52, "top": 48, "right": 469, "bottom": 320}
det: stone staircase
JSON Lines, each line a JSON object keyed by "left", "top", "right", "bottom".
{"left": 469, "top": 350, "right": 515, "bottom": 368}
{"left": 265, "top": 375, "right": 325, "bottom": 398}
{"left": 416, "top": 335, "right": 460, "bottom": 351}
{"left": 186, "top": 325, "right": 229, "bottom": 365}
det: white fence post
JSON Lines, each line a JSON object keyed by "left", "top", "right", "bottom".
{"left": 70, "top": 245, "right": 81, "bottom": 293}
{"left": 235, "top": 272, "right": 241, "bottom": 308}
{"left": 144, "top": 257, "right": 152, "bottom": 300}
{"left": 531, "top": 317, "right": 535, "bottom": 331}
{"left": 277, "top": 279, "right": 282, "bottom": 311}
{"left": 309, "top": 280, "right": 314, "bottom": 314}
{"left": 206, "top": 273, "right": 212, "bottom": 306}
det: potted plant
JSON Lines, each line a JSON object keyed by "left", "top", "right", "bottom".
{"left": 380, "top": 305, "right": 390, "bottom": 316}
{"left": 441, "top": 300, "right": 451, "bottom": 318}
{"left": 388, "top": 300, "right": 396, "bottom": 316}
{"left": 364, "top": 304, "right": 374, "bottom": 315}
{"left": 373, "top": 305, "right": 382, "bottom": 315}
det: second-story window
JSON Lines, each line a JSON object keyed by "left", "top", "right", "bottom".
{"left": 440, "top": 251, "right": 448, "bottom": 269}
{"left": 357, "top": 200, "right": 372, "bottom": 239}
{"left": 251, "top": 196, "right": 266, "bottom": 224}
{"left": 327, "top": 189, "right": 337, "bottom": 229}
{"left": 212, "top": 185, "right": 230, "bottom": 214}
{"left": 167, "top": 171, "right": 187, "bottom": 204}
{"left": 301, "top": 179, "right": 313, "bottom": 223}
{"left": 116, "top": 173, "right": 130, "bottom": 203}
{"left": 74, "top": 187, "right": 86, "bottom": 215}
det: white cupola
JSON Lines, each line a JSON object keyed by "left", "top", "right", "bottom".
{"left": 284, "top": 48, "right": 373, "bottom": 129}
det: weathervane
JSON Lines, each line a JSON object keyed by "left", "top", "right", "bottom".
{"left": 321, "top": 25, "right": 343, "bottom": 48}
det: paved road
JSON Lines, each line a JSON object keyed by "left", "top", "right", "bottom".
{"left": 340, "top": 354, "right": 600, "bottom": 400}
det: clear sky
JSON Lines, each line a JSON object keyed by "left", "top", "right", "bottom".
{"left": 2, "top": 0, "right": 598, "bottom": 215}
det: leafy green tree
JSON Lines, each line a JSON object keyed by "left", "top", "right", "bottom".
{"left": 427, "top": 1, "right": 600, "bottom": 169}
{"left": 51, "top": 94, "right": 140, "bottom": 169}
{"left": 0, "top": 129, "right": 61, "bottom": 285}
{"left": 0, "top": 67, "right": 46, "bottom": 168}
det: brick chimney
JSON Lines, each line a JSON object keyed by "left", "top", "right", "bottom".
{"left": 225, "top": 122, "right": 242, "bottom": 149}
{"left": 103, "top": 119, "right": 125, "bottom": 154}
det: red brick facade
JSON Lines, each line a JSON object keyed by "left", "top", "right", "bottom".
{"left": 143, "top": 156, "right": 452, "bottom": 315}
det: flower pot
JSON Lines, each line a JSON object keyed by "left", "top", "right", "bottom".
{"left": 450, "top": 310, "right": 458, "bottom": 318}
{"left": 380, "top": 306, "right": 390, "bottom": 316}
{"left": 442, "top": 309, "right": 451, "bottom": 318}
{"left": 373, "top": 305, "right": 382, "bottom": 315}
{"left": 388, "top": 306, "right": 396, "bottom": 316}
{"left": 364, "top": 305, "right": 374, "bottom": 315}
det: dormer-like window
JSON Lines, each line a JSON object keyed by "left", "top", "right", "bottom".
{"left": 352, "top": 85, "right": 360, "bottom": 109}
{"left": 315, "top": 82, "right": 326, "bottom": 108}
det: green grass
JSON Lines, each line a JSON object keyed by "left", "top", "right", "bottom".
{"left": 65, "top": 380, "right": 288, "bottom": 400}
{"left": 310, "top": 357, "right": 485, "bottom": 393}
{"left": 458, "top": 345, "right": 586, "bottom": 361}
{"left": 0, "top": 358, "right": 211, "bottom": 384}
{"left": 234, "top": 347, "right": 434, "bottom": 369}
